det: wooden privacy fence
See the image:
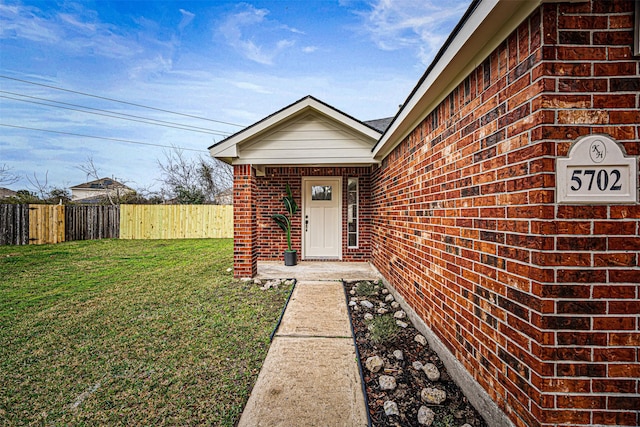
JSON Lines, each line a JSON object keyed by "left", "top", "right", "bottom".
{"left": 0, "top": 204, "right": 29, "bottom": 245}
{"left": 119, "top": 205, "right": 233, "bottom": 239}
{"left": 0, "top": 204, "right": 120, "bottom": 245}
{"left": 1, "top": 204, "right": 232, "bottom": 245}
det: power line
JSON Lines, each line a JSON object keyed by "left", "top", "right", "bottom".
{"left": 0, "top": 123, "right": 209, "bottom": 153}
{"left": 0, "top": 93, "right": 231, "bottom": 137}
{"left": 0, "top": 75, "right": 246, "bottom": 128}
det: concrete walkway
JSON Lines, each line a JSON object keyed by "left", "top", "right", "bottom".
{"left": 238, "top": 263, "right": 379, "bottom": 426}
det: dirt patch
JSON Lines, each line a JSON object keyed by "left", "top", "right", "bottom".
{"left": 344, "top": 280, "right": 487, "bottom": 427}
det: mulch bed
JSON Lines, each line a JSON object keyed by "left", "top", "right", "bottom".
{"left": 344, "top": 280, "right": 487, "bottom": 427}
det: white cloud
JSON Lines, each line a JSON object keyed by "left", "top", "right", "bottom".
{"left": 358, "top": 0, "right": 469, "bottom": 65}
{"left": 0, "top": 3, "right": 142, "bottom": 59}
{"left": 217, "top": 3, "right": 301, "bottom": 65}
{"left": 302, "top": 46, "right": 318, "bottom": 53}
{"left": 178, "top": 9, "right": 195, "bottom": 31}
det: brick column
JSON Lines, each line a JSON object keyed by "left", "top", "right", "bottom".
{"left": 233, "top": 164, "right": 257, "bottom": 278}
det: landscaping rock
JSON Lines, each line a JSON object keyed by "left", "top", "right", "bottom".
{"left": 254, "top": 279, "right": 262, "bottom": 285}
{"left": 396, "top": 320, "right": 408, "bottom": 328}
{"left": 382, "top": 289, "right": 389, "bottom": 295}
{"left": 421, "top": 387, "right": 447, "bottom": 405}
{"left": 385, "top": 294, "right": 394, "bottom": 302}
{"left": 366, "top": 356, "right": 384, "bottom": 373}
{"left": 415, "top": 334, "right": 427, "bottom": 346}
{"left": 393, "top": 310, "right": 406, "bottom": 319}
{"left": 377, "top": 308, "right": 389, "bottom": 315}
{"left": 364, "top": 313, "right": 374, "bottom": 321}
{"left": 349, "top": 301, "right": 357, "bottom": 307}
{"left": 360, "top": 300, "right": 374, "bottom": 309}
{"left": 379, "top": 375, "right": 397, "bottom": 391}
{"left": 344, "top": 281, "right": 487, "bottom": 427}
{"left": 383, "top": 400, "right": 399, "bottom": 416}
{"left": 412, "top": 361, "right": 424, "bottom": 371}
{"left": 417, "top": 406, "right": 435, "bottom": 425}
{"left": 422, "top": 363, "right": 441, "bottom": 382}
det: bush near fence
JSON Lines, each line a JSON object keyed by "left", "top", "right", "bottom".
{"left": 0, "top": 204, "right": 232, "bottom": 245}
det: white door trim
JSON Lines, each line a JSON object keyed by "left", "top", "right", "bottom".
{"left": 301, "top": 176, "right": 342, "bottom": 260}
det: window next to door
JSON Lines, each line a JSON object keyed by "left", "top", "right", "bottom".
{"left": 347, "top": 178, "right": 358, "bottom": 248}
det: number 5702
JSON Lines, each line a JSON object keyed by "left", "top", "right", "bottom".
{"left": 570, "top": 169, "right": 622, "bottom": 192}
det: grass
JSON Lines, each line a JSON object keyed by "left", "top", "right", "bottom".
{"left": 0, "top": 239, "right": 292, "bottom": 426}
{"left": 366, "top": 314, "right": 399, "bottom": 344}
{"left": 354, "top": 280, "right": 376, "bottom": 297}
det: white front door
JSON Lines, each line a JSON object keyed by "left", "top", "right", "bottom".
{"left": 303, "top": 177, "right": 342, "bottom": 259}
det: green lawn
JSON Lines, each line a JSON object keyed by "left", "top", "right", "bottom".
{"left": 0, "top": 239, "right": 291, "bottom": 426}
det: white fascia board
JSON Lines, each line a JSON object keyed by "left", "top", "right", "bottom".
{"left": 372, "top": 0, "right": 545, "bottom": 160}
{"left": 231, "top": 158, "right": 380, "bottom": 166}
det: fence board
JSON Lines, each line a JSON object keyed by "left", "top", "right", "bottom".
{"left": 65, "top": 205, "right": 120, "bottom": 241}
{"left": 0, "top": 204, "right": 29, "bottom": 245}
{"left": 119, "top": 205, "right": 233, "bottom": 240}
{"left": 28, "top": 204, "right": 65, "bottom": 245}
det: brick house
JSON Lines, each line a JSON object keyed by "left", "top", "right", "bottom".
{"left": 210, "top": 1, "right": 639, "bottom": 426}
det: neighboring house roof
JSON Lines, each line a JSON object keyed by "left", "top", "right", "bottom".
{"left": 0, "top": 187, "right": 17, "bottom": 198}
{"left": 364, "top": 117, "right": 394, "bottom": 133}
{"left": 373, "top": 0, "right": 548, "bottom": 159}
{"left": 70, "top": 177, "right": 131, "bottom": 190}
{"left": 209, "top": 95, "right": 382, "bottom": 167}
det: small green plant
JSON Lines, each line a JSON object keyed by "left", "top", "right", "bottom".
{"left": 355, "top": 281, "right": 376, "bottom": 296}
{"left": 271, "top": 183, "right": 298, "bottom": 252}
{"left": 366, "top": 314, "right": 398, "bottom": 344}
{"left": 433, "top": 413, "right": 456, "bottom": 427}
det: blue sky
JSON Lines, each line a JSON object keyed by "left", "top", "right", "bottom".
{"left": 1, "top": 0, "right": 469, "bottom": 193}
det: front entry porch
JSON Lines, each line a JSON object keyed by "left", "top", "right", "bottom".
{"left": 256, "top": 261, "right": 380, "bottom": 281}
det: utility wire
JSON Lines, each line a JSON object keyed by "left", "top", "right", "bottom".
{"left": 0, "top": 93, "right": 231, "bottom": 137}
{"left": 0, "top": 123, "right": 209, "bottom": 153}
{"left": 0, "top": 75, "right": 246, "bottom": 128}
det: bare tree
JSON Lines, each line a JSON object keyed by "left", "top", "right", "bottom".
{"left": 26, "top": 171, "right": 50, "bottom": 200}
{"left": 0, "top": 164, "right": 19, "bottom": 186}
{"left": 156, "top": 147, "right": 232, "bottom": 204}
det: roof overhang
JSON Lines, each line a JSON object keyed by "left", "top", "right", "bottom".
{"left": 372, "top": 0, "right": 582, "bottom": 160}
{"left": 210, "top": 95, "right": 381, "bottom": 166}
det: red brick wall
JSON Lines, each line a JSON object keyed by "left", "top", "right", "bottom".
{"left": 371, "top": 2, "right": 639, "bottom": 426}
{"left": 233, "top": 164, "right": 257, "bottom": 278}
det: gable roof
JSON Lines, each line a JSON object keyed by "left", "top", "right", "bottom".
{"left": 373, "top": 0, "right": 549, "bottom": 159}
{"left": 0, "top": 187, "right": 17, "bottom": 198}
{"left": 209, "top": 96, "right": 382, "bottom": 166}
{"left": 70, "top": 177, "right": 131, "bottom": 190}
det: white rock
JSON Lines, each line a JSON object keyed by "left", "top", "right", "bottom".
{"left": 415, "top": 334, "right": 427, "bottom": 346}
{"left": 360, "top": 300, "right": 374, "bottom": 309}
{"left": 365, "top": 356, "right": 384, "bottom": 373}
{"left": 391, "top": 301, "right": 400, "bottom": 309}
{"left": 422, "top": 363, "right": 441, "bottom": 381}
{"left": 382, "top": 289, "right": 389, "bottom": 295}
{"left": 377, "top": 308, "right": 389, "bottom": 315}
{"left": 412, "top": 361, "right": 424, "bottom": 371}
{"left": 461, "top": 424, "right": 473, "bottom": 427}
{"left": 417, "top": 406, "right": 435, "bottom": 425}
{"left": 254, "top": 279, "right": 262, "bottom": 285}
{"left": 393, "top": 350, "right": 404, "bottom": 360}
{"left": 226, "top": 268, "right": 232, "bottom": 272}
{"left": 349, "top": 289, "right": 356, "bottom": 295}
{"left": 394, "top": 310, "right": 406, "bottom": 319}
{"left": 364, "top": 313, "right": 374, "bottom": 321}
{"left": 383, "top": 400, "right": 399, "bottom": 416}
{"left": 385, "top": 294, "right": 395, "bottom": 302}
{"left": 349, "top": 301, "right": 357, "bottom": 307}
{"left": 421, "top": 387, "right": 447, "bottom": 405}
{"left": 396, "top": 320, "right": 408, "bottom": 328}
{"left": 379, "top": 375, "right": 397, "bottom": 391}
